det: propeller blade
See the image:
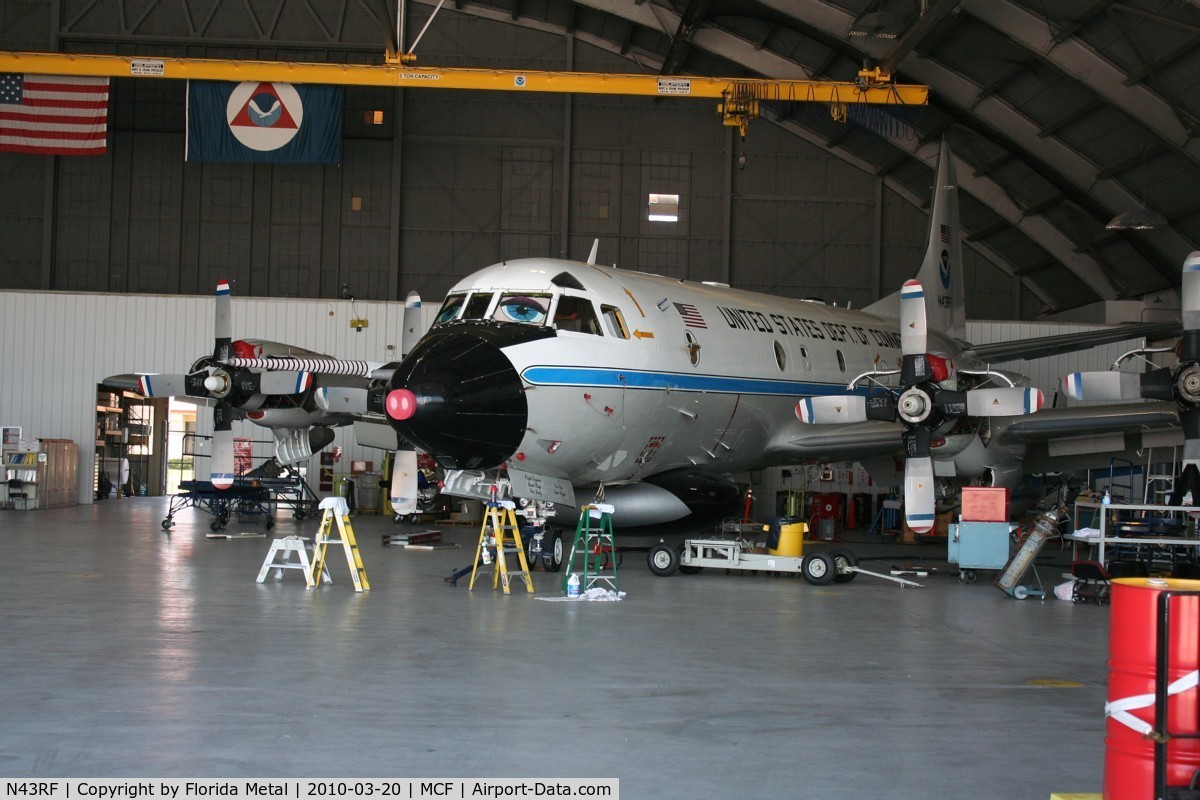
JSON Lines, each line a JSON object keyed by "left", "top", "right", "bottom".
{"left": 796, "top": 396, "right": 869, "bottom": 424}
{"left": 214, "top": 280, "right": 232, "bottom": 361}
{"left": 389, "top": 448, "right": 419, "bottom": 515}
{"left": 1063, "top": 371, "right": 1144, "bottom": 402}
{"left": 903, "top": 455, "right": 936, "bottom": 534}
{"left": 315, "top": 386, "right": 370, "bottom": 414}
{"left": 137, "top": 373, "right": 190, "bottom": 398}
{"left": 899, "top": 279, "right": 928, "bottom": 358}
{"left": 965, "top": 387, "right": 1044, "bottom": 417}
{"left": 402, "top": 291, "right": 423, "bottom": 359}
{"left": 1184, "top": 252, "right": 1200, "bottom": 333}
{"left": 1180, "top": 408, "right": 1200, "bottom": 505}
{"left": 211, "top": 399, "right": 235, "bottom": 489}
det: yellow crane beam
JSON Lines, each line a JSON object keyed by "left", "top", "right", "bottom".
{"left": 0, "top": 50, "right": 928, "bottom": 105}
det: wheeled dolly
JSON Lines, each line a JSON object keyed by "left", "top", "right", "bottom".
{"left": 647, "top": 538, "right": 922, "bottom": 588}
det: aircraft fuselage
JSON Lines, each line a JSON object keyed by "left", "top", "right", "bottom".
{"left": 386, "top": 257, "right": 967, "bottom": 491}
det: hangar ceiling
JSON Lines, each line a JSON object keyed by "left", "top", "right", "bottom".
{"left": 44, "top": 0, "right": 1200, "bottom": 316}
{"left": 414, "top": 0, "right": 1200, "bottom": 316}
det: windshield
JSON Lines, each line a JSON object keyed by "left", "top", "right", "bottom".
{"left": 493, "top": 294, "right": 551, "bottom": 325}
{"left": 435, "top": 294, "right": 467, "bottom": 324}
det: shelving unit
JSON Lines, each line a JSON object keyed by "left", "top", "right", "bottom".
{"left": 1070, "top": 500, "right": 1198, "bottom": 569}
{"left": 3, "top": 439, "right": 78, "bottom": 510}
{"left": 95, "top": 388, "right": 128, "bottom": 499}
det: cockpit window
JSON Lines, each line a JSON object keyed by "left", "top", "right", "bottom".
{"left": 462, "top": 292, "right": 494, "bottom": 320}
{"left": 554, "top": 295, "right": 602, "bottom": 335}
{"left": 601, "top": 305, "right": 629, "bottom": 339}
{"left": 435, "top": 294, "right": 467, "bottom": 324}
{"left": 492, "top": 293, "right": 551, "bottom": 325}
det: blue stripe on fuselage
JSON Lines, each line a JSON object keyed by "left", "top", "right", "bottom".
{"left": 521, "top": 365, "right": 866, "bottom": 397}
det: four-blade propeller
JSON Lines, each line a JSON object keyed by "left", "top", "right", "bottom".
{"left": 796, "top": 279, "right": 1043, "bottom": 532}
{"left": 1064, "top": 251, "right": 1200, "bottom": 503}
{"left": 135, "top": 281, "right": 312, "bottom": 489}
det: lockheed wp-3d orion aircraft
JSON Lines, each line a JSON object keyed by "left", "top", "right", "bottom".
{"left": 346, "top": 142, "right": 1177, "bottom": 569}
{"left": 144, "top": 142, "right": 1176, "bottom": 570}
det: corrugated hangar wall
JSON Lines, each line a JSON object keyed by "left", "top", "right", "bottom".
{"left": 0, "top": 289, "right": 440, "bottom": 506}
{"left": 0, "top": 5, "right": 1029, "bottom": 319}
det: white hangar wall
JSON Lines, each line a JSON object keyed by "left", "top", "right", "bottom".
{"left": 0, "top": 289, "right": 438, "bottom": 506}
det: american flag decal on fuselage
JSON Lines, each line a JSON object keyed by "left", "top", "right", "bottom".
{"left": 674, "top": 302, "right": 707, "bottom": 328}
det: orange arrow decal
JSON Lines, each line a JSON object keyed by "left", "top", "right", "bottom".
{"left": 633, "top": 330, "right": 655, "bottom": 339}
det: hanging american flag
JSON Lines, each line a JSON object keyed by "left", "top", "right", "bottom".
{"left": 674, "top": 302, "right": 708, "bottom": 329}
{"left": 939, "top": 223, "right": 951, "bottom": 244}
{"left": 0, "top": 74, "right": 110, "bottom": 156}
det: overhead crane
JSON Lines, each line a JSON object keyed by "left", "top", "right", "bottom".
{"left": 0, "top": 51, "right": 928, "bottom": 135}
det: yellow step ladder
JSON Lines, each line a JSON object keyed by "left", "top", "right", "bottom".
{"left": 562, "top": 503, "right": 617, "bottom": 595}
{"left": 469, "top": 499, "right": 534, "bottom": 594}
{"left": 308, "top": 497, "right": 370, "bottom": 592}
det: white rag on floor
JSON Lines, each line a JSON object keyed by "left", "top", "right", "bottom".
{"left": 536, "top": 587, "right": 626, "bottom": 602}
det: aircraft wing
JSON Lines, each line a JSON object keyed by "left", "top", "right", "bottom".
{"left": 995, "top": 400, "right": 1179, "bottom": 442}
{"left": 768, "top": 401, "right": 1179, "bottom": 467}
{"left": 771, "top": 420, "right": 906, "bottom": 464}
{"left": 961, "top": 320, "right": 1179, "bottom": 363}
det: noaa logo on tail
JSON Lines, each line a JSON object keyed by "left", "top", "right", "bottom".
{"left": 226, "top": 82, "right": 303, "bottom": 151}
{"left": 938, "top": 223, "right": 952, "bottom": 288}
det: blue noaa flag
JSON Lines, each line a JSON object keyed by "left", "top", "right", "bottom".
{"left": 186, "top": 80, "right": 342, "bottom": 164}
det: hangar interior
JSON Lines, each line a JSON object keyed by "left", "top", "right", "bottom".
{"left": 3, "top": 2, "right": 1200, "bottom": 798}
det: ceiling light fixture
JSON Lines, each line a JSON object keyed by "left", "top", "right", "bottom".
{"left": 849, "top": 2, "right": 905, "bottom": 39}
{"left": 1105, "top": 206, "right": 1167, "bottom": 231}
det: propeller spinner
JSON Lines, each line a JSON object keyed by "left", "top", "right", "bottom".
{"left": 796, "top": 279, "right": 1044, "bottom": 532}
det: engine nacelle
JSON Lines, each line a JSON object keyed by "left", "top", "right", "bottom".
{"left": 274, "top": 426, "right": 335, "bottom": 464}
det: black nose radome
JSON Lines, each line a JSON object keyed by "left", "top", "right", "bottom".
{"left": 387, "top": 323, "right": 550, "bottom": 470}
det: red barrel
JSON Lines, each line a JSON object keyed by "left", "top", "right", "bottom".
{"left": 1106, "top": 577, "right": 1200, "bottom": 799}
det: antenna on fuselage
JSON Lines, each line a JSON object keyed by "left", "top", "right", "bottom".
{"left": 586, "top": 239, "right": 600, "bottom": 265}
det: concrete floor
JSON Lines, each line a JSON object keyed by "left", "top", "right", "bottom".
{"left": 0, "top": 500, "right": 1110, "bottom": 797}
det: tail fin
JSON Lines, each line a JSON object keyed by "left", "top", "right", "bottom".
{"left": 915, "top": 142, "right": 965, "bottom": 342}
{"left": 863, "top": 142, "right": 966, "bottom": 342}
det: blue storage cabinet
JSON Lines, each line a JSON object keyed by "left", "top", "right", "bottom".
{"left": 948, "top": 522, "right": 1013, "bottom": 582}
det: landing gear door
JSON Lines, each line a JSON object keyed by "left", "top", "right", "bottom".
{"left": 508, "top": 468, "right": 576, "bottom": 507}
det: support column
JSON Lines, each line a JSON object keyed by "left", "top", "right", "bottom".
{"left": 559, "top": 32, "right": 574, "bottom": 260}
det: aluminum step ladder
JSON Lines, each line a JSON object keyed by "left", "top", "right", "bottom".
{"left": 308, "top": 497, "right": 369, "bottom": 592}
{"left": 469, "top": 499, "right": 533, "bottom": 594}
{"left": 1143, "top": 446, "right": 1178, "bottom": 504}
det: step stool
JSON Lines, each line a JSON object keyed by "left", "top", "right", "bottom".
{"left": 256, "top": 536, "right": 332, "bottom": 584}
